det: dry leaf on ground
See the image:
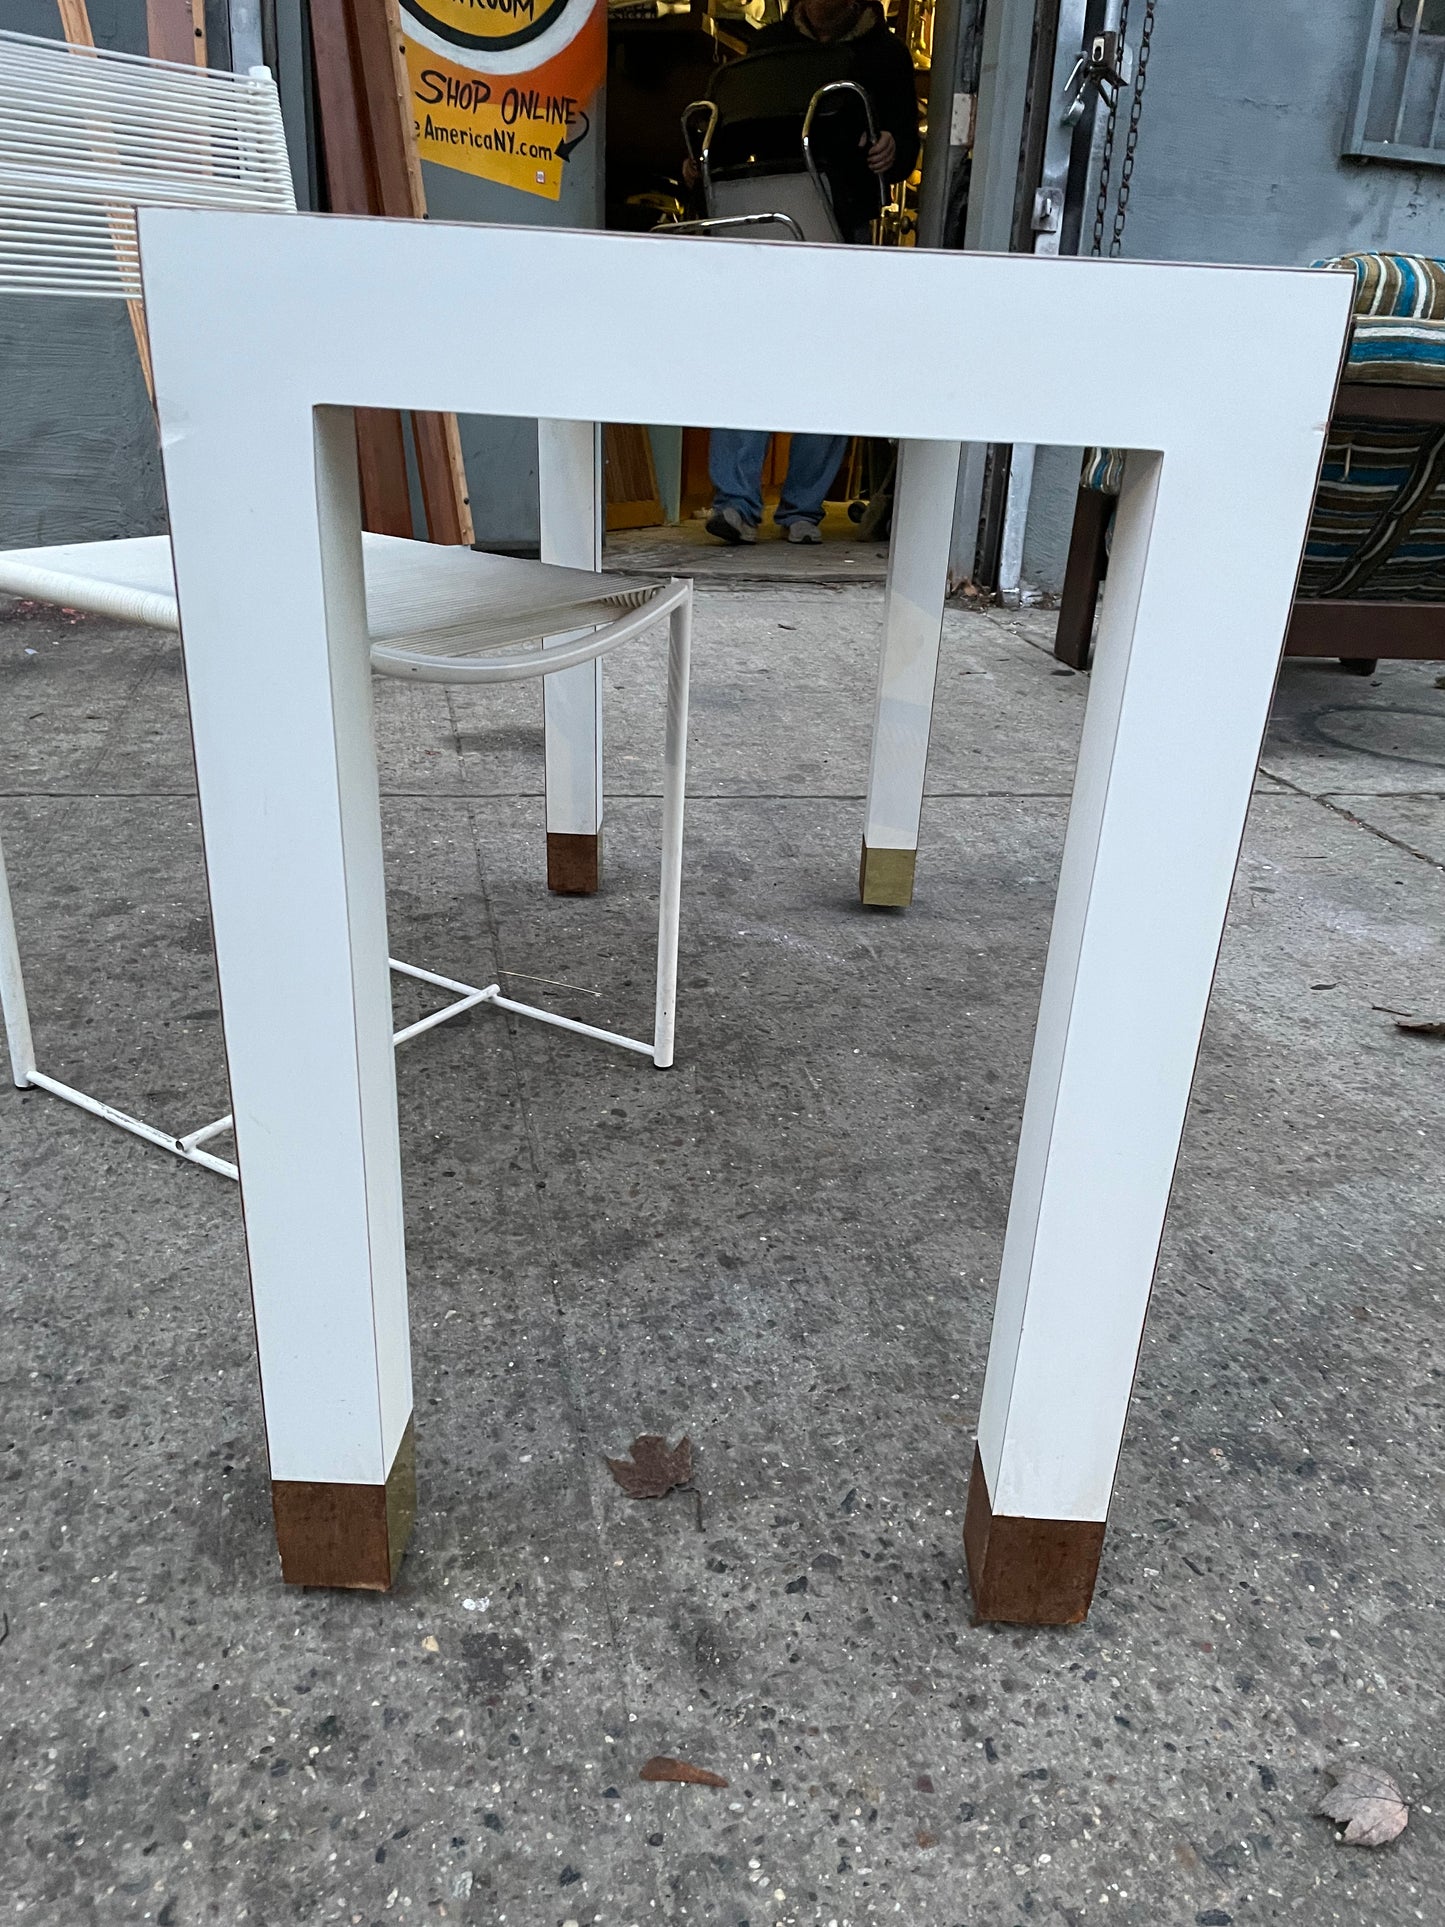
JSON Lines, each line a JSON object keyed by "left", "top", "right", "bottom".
{"left": 639, "top": 1755, "right": 728, "bottom": 1788}
{"left": 1316, "top": 1764, "right": 1409, "bottom": 1846}
{"left": 605, "top": 1435, "right": 693, "bottom": 1499}
{"left": 1394, "top": 1017, "right": 1445, "bottom": 1037}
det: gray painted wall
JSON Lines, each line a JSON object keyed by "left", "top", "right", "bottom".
{"left": 1023, "top": 0, "right": 1445, "bottom": 590}
{"left": 0, "top": 294, "right": 162, "bottom": 547}
{"left": 1, "top": 0, "right": 165, "bottom": 547}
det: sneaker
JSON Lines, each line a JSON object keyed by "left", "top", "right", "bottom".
{"left": 706, "top": 505, "right": 757, "bottom": 545}
{"left": 785, "top": 520, "right": 823, "bottom": 545}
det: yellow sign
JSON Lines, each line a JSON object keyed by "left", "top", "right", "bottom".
{"left": 402, "top": 0, "right": 575, "bottom": 52}
{"left": 401, "top": 0, "right": 603, "bottom": 202}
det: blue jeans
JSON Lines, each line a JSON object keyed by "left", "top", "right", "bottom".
{"left": 709, "top": 429, "right": 848, "bottom": 528}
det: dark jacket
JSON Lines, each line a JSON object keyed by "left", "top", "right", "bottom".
{"left": 753, "top": 2, "right": 921, "bottom": 186}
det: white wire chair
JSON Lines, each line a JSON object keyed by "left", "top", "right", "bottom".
{"left": 0, "top": 28, "right": 296, "bottom": 299}
{"left": 0, "top": 29, "right": 694, "bottom": 1181}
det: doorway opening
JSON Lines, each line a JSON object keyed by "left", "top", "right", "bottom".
{"left": 600, "top": 0, "right": 942, "bottom": 576}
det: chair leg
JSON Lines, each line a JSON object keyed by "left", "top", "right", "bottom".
{"left": 653, "top": 586, "right": 692, "bottom": 1070}
{"left": 540, "top": 418, "right": 605, "bottom": 894}
{"left": 1055, "top": 486, "right": 1112, "bottom": 670}
{"left": 0, "top": 833, "right": 37, "bottom": 1088}
{"left": 859, "top": 438, "right": 960, "bottom": 908}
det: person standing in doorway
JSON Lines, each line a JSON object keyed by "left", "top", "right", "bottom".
{"left": 703, "top": 0, "right": 920, "bottom": 546}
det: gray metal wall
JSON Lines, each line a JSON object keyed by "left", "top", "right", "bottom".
{"left": 1023, "top": 0, "right": 1445, "bottom": 591}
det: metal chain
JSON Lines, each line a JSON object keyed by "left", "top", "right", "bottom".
{"left": 1089, "top": 0, "right": 1128, "bottom": 257}
{"left": 1109, "top": 0, "right": 1155, "bottom": 256}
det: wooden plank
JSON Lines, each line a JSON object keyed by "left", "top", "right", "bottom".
{"left": 55, "top": 0, "right": 94, "bottom": 45}
{"left": 412, "top": 410, "right": 475, "bottom": 547}
{"left": 1054, "top": 484, "right": 1111, "bottom": 669}
{"left": 145, "top": 0, "right": 206, "bottom": 65}
{"left": 1335, "top": 380, "right": 1445, "bottom": 425}
{"left": 606, "top": 499, "right": 667, "bottom": 531}
{"left": 55, "top": 0, "right": 156, "bottom": 400}
{"left": 604, "top": 422, "right": 663, "bottom": 530}
{"left": 353, "top": 407, "right": 415, "bottom": 540}
{"left": 308, "top": 0, "right": 472, "bottom": 542}
{"left": 679, "top": 425, "right": 712, "bottom": 516}
{"left": 309, "top": 0, "right": 376, "bottom": 215}
{"left": 763, "top": 432, "right": 791, "bottom": 493}
{"left": 384, "top": 0, "right": 427, "bottom": 214}
{"left": 308, "top": 0, "right": 414, "bottom": 536}
{"left": 348, "top": 0, "right": 416, "bottom": 215}
{"left": 1286, "top": 599, "right": 1445, "bottom": 657}
{"left": 378, "top": 0, "right": 473, "bottom": 543}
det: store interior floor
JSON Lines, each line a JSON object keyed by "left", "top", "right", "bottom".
{"left": 607, "top": 500, "right": 892, "bottom": 582}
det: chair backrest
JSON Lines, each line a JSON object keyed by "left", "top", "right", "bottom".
{"left": 0, "top": 27, "right": 294, "bottom": 302}
{"left": 706, "top": 43, "right": 869, "bottom": 176}
{"left": 708, "top": 42, "right": 860, "bottom": 128}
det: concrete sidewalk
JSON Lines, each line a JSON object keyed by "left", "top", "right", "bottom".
{"left": 1, "top": 581, "right": 1441, "bottom": 1927}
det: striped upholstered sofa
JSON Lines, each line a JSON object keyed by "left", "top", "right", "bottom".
{"left": 1056, "top": 252, "right": 1445, "bottom": 674}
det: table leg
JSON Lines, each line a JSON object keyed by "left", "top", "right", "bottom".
{"left": 0, "top": 832, "right": 37, "bottom": 1087}
{"left": 859, "top": 439, "right": 960, "bottom": 907}
{"left": 967, "top": 452, "right": 1285, "bottom": 1623}
{"left": 173, "top": 407, "right": 413, "bottom": 1589}
{"left": 540, "top": 419, "right": 605, "bottom": 894}
{"left": 652, "top": 585, "right": 692, "bottom": 1070}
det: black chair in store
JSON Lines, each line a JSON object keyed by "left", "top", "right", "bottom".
{"left": 676, "top": 42, "right": 887, "bottom": 244}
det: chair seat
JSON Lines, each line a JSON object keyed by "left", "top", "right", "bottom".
{"left": 0, "top": 532, "right": 661, "bottom": 670}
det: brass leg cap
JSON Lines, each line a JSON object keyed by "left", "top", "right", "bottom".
{"left": 858, "top": 839, "right": 916, "bottom": 909}
{"left": 271, "top": 1418, "right": 416, "bottom": 1591}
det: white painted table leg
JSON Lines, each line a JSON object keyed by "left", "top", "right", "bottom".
{"left": 966, "top": 451, "right": 1293, "bottom": 1623}
{"left": 0, "top": 833, "right": 37, "bottom": 1087}
{"left": 859, "top": 438, "right": 961, "bottom": 906}
{"left": 539, "top": 418, "right": 605, "bottom": 894}
{"left": 170, "top": 407, "right": 413, "bottom": 1589}
{"left": 651, "top": 583, "right": 692, "bottom": 1070}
